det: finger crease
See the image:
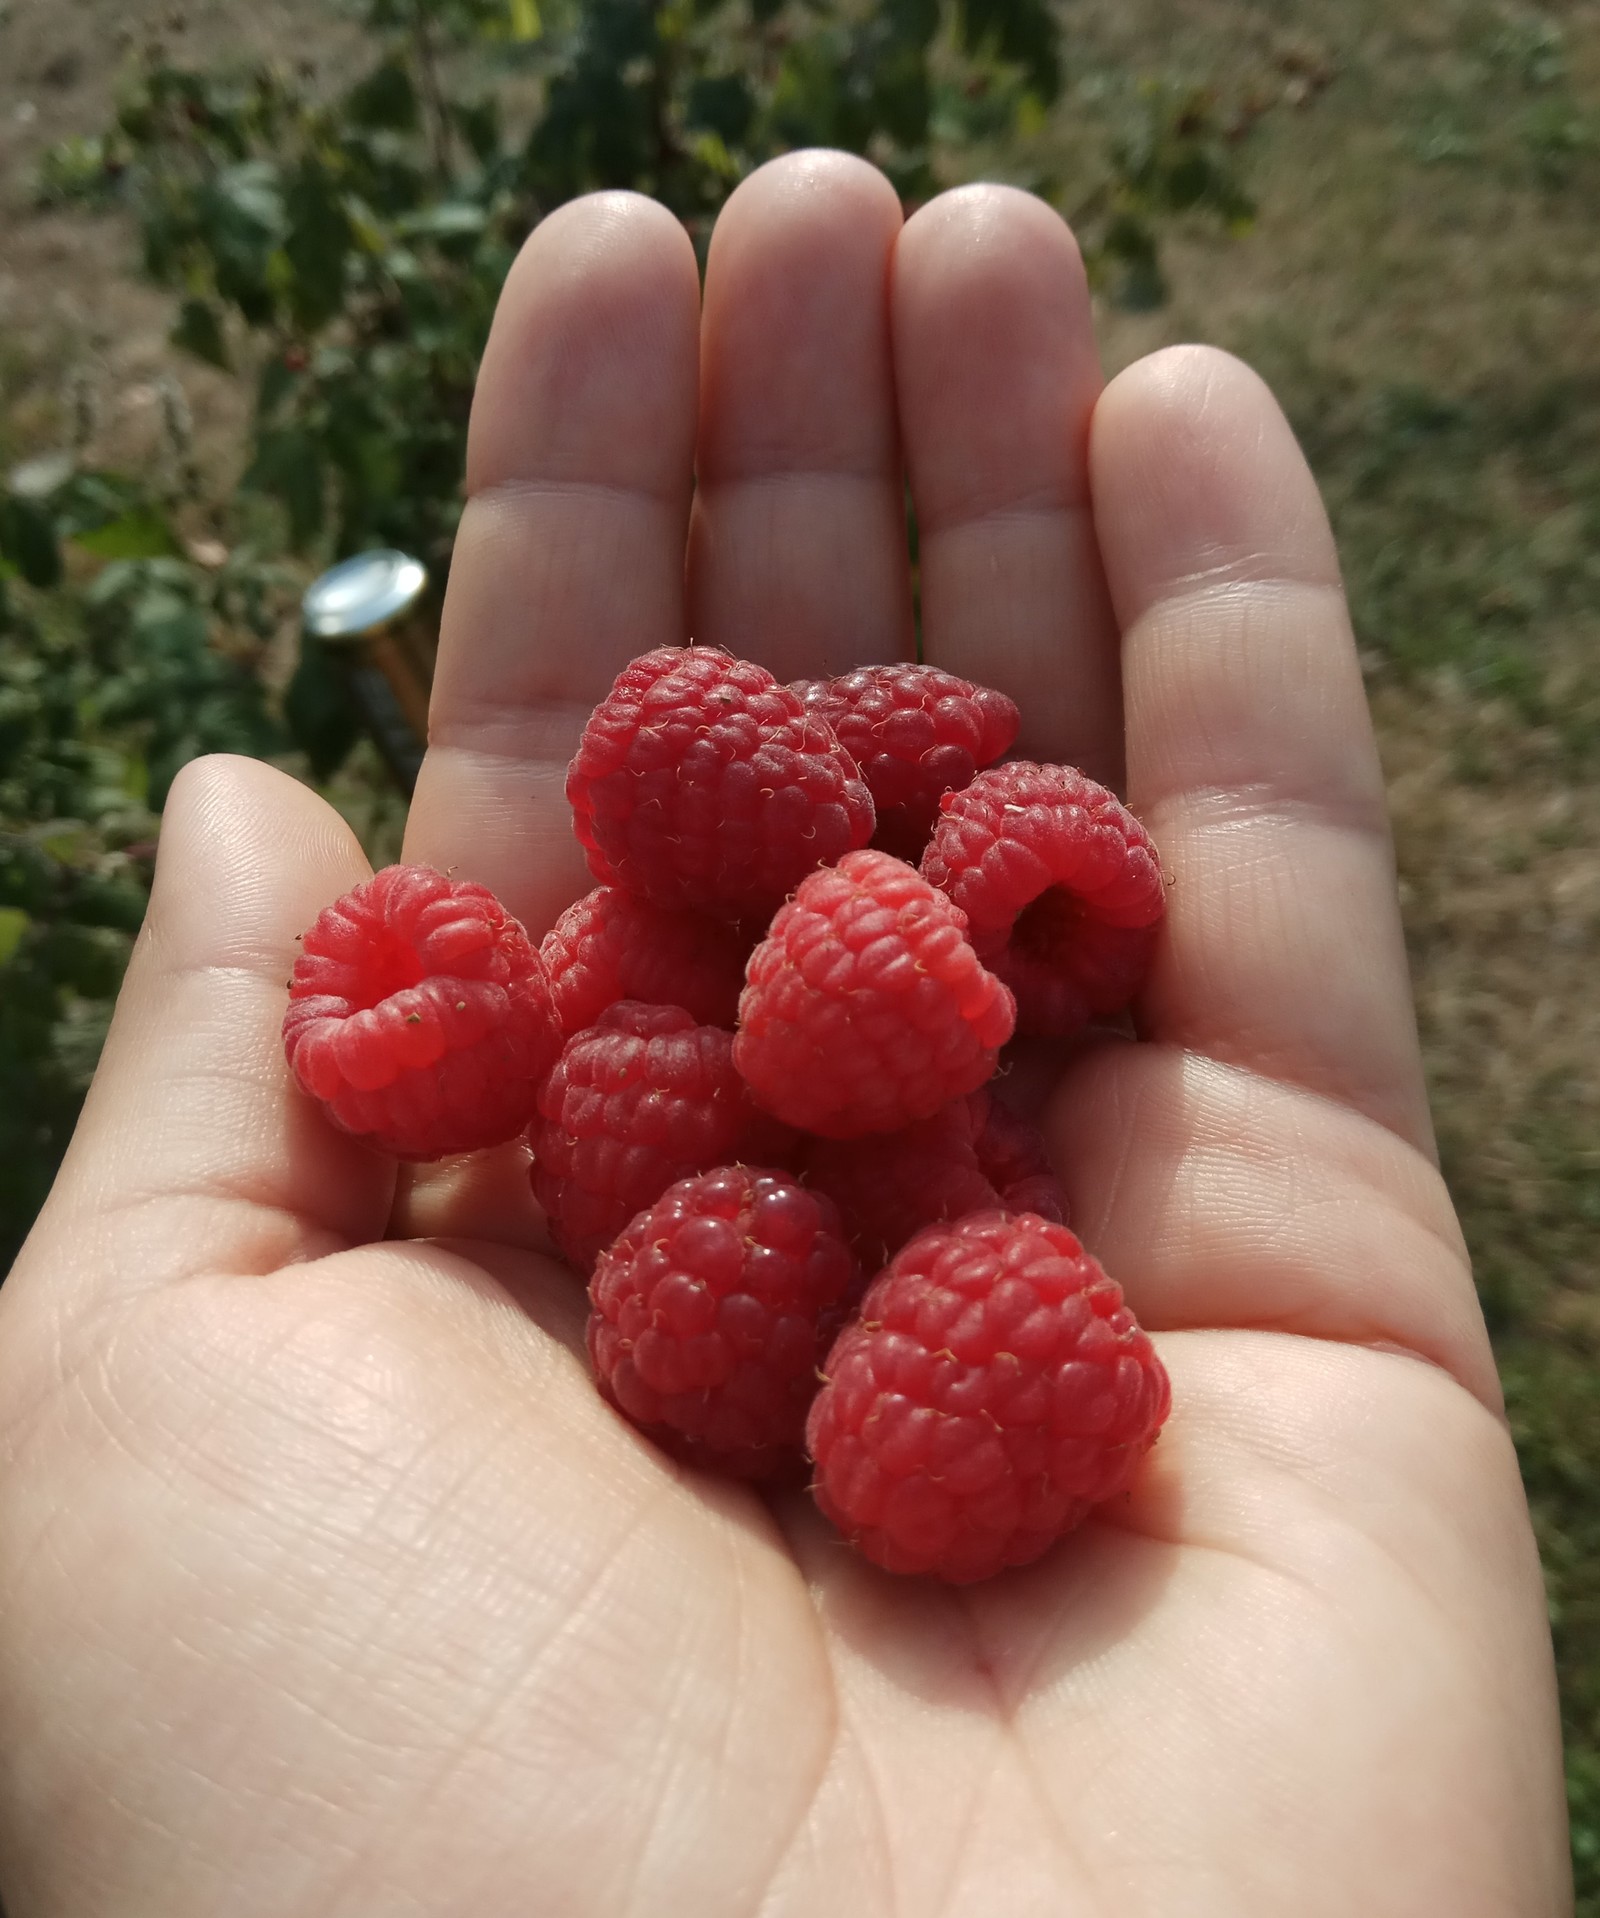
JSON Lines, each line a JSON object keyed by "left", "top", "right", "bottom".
{"left": 1129, "top": 571, "right": 1346, "bottom": 624}
{"left": 915, "top": 486, "right": 1092, "bottom": 541}
{"left": 426, "top": 699, "right": 593, "bottom": 763}
{"left": 696, "top": 462, "right": 900, "bottom": 496}
{"left": 465, "top": 473, "right": 687, "bottom": 516}
{"left": 1146, "top": 780, "right": 1394, "bottom": 844}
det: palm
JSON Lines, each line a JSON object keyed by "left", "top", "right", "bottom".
{"left": 0, "top": 156, "right": 1568, "bottom": 1916}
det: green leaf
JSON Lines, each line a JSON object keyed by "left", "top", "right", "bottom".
{"left": 130, "top": 592, "right": 211, "bottom": 662}
{"left": 63, "top": 874, "right": 150, "bottom": 935}
{"left": 958, "top": 0, "right": 1061, "bottom": 103}
{"left": 284, "top": 639, "right": 363, "bottom": 779}
{"left": 685, "top": 73, "right": 755, "bottom": 145}
{"left": 507, "top": 0, "right": 541, "bottom": 40}
{"left": 0, "top": 495, "right": 64, "bottom": 589}
{"left": 285, "top": 160, "right": 354, "bottom": 331}
{"left": 1100, "top": 207, "right": 1167, "bottom": 310}
{"left": 38, "top": 922, "right": 130, "bottom": 999}
{"left": 453, "top": 94, "right": 504, "bottom": 165}
{"left": 36, "top": 134, "right": 117, "bottom": 207}
{"left": 395, "top": 201, "right": 490, "bottom": 239}
{"left": 213, "top": 161, "right": 286, "bottom": 241}
{"left": 203, "top": 161, "right": 287, "bottom": 325}
{"left": 171, "top": 297, "right": 231, "bottom": 370}
{"left": 51, "top": 471, "right": 147, "bottom": 537}
{"left": 257, "top": 351, "right": 298, "bottom": 420}
{"left": 71, "top": 507, "right": 182, "bottom": 561}
{"left": 869, "top": 45, "right": 932, "bottom": 150}
{"left": 345, "top": 57, "right": 419, "bottom": 132}
{"left": 246, "top": 427, "right": 325, "bottom": 550}
{"left": 0, "top": 908, "right": 29, "bottom": 967}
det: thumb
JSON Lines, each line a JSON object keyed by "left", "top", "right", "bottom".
{"left": 9, "top": 756, "right": 394, "bottom": 1323}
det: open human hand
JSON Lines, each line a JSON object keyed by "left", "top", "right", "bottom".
{"left": 0, "top": 153, "right": 1570, "bottom": 1915}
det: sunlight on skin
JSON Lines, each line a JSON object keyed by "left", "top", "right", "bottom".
{"left": 0, "top": 153, "right": 1570, "bottom": 1916}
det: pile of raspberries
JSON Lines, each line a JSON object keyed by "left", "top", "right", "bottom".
{"left": 284, "top": 646, "right": 1171, "bottom": 1584}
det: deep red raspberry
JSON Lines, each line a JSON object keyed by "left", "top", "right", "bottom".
{"left": 802, "top": 1088, "right": 1064, "bottom": 1270}
{"left": 733, "top": 850, "right": 1015, "bottom": 1139}
{"left": 973, "top": 1093, "right": 1065, "bottom": 1224}
{"left": 531, "top": 1001, "right": 792, "bottom": 1274}
{"left": 540, "top": 886, "right": 751, "bottom": 1034}
{"left": 807, "top": 1212, "right": 1170, "bottom": 1583}
{"left": 589, "top": 1165, "right": 858, "bottom": 1479}
{"left": 792, "top": 665, "right": 1019, "bottom": 862}
{"left": 283, "top": 865, "right": 561, "bottom": 1161}
{"left": 920, "top": 762, "right": 1165, "bottom": 1037}
{"left": 802, "top": 1099, "right": 997, "bottom": 1271}
{"left": 566, "top": 646, "right": 875, "bottom": 921}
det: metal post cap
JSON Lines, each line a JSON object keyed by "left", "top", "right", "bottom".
{"left": 301, "top": 549, "right": 429, "bottom": 642}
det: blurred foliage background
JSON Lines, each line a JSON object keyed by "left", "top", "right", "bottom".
{"left": 0, "top": 0, "right": 1595, "bottom": 1899}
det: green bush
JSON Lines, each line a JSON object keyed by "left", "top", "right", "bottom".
{"left": 0, "top": 475, "right": 293, "bottom": 1259}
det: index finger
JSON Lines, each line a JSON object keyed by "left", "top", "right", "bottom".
{"left": 404, "top": 194, "right": 701, "bottom": 935}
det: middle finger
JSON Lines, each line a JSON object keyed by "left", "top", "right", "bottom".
{"left": 687, "top": 151, "right": 914, "bottom": 680}
{"left": 894, "top": 186, "right": 1123, "bottom": 787}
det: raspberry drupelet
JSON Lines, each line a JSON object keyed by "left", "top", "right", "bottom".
{"left": 733, "top": 849, "right": 1016, "bottom": 1139}
{"left": 530, "top": 1001, "right": 792, "bottom": 1274}
{"left": 807, "top": 1212, "right": 1170, "bottom": 1583}
{"left": 540, "top": 885, "right": 752, "bottom": 1034}
{"left": 920, "top": 761, "right": 1166, "bottom": 1037}
{"left": 282, "top": 865, "right": 562, "bottom": 1160}
{"left": 791, "top": 664, "right": 1019, "bottom": 862}
{"left": 566, "top": 645, "right": 875, "bottom": 922}
{"left": 588, "top": 1165, "right": 859, "bottom": 1479}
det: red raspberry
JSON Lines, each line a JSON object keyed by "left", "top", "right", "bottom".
{"left": 807, "top": 1213, "right": 1170, "bottom": 1583}
{"left": 733, "top": 850, "right": 1015, "bottom": 1139}
{"left": 920, "top": 762, "right": 1165, "bottom": 1037}
{"left": 531, "top": 1001, "right": 792, "bottom": 1274}
{"left": 802, "top": 1088, "right": 1064, "bottom": 1270}
{"left": 803, "top": 1100, "right": 997, "bottom": 1270}
{"left": 566, "top": 645, "right": 875, "bottom": 922}
{"left": 540, "top": 886, "right": 751, "bottom": 1034}
{"left": 283, "top": 865, "right": 561, "bottom": 1161}
{"left": 589, "top": 1165, "right": 858, "bottom": 1479}
{"left": 793, "top": 665, "right": 1019, "bottom": 862}
{"left": 972, "top": 1092, "right": 1065, "bottom": 1224}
